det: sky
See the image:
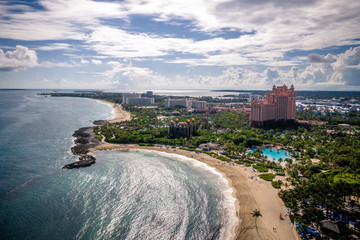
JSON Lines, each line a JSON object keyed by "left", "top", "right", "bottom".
{"left": 0, "top": 0, "right": 360, "bottom": 91}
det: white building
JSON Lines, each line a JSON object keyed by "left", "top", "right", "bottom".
{"left": 191, "top": 100, "right": 207, "bottom": 110}
{"left": 127, "top": 97, "right": 154, "bottom": 105}
{"left": 164, "top": 98, "right": 191, "bottom": 109}
{"left": 122, "top": 93, "right": 141, "bottom": 104}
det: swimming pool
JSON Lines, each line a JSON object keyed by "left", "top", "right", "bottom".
{"left": 250, "top": 148, "right": 292, "bottom": 161}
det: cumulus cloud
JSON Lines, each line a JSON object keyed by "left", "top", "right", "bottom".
{"left": 96, "top": 60, "right": 171, "bottom": 89}
{"left": 265, "top": 68, "right": 280, "bottom": 79}
{"left": 330, "top": 46, "right": 360, "bottom": 85}
{"left": 307, "top": 53, "right": 335, "bottom": 64}
{"left": 0, "top": 45, "right": 38, "bottom": 71}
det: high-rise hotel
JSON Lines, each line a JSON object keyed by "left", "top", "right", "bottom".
{"left": 251, "top": 84, "right": 296, "bottom": 126}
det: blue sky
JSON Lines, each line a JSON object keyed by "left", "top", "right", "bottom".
{"left": 0, "top": 0, "right": 360, "bottom": 90}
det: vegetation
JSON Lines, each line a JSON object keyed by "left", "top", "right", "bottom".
{"left": 258, "top": 174, "right": 275, "bottom": 181}
{"left": 252, "top": 165, "right": 268, "bottom": 172}
{"left": 271, "top": 180, "right": 283, "bottom": 189}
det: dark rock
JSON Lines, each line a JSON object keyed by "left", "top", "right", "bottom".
{"left": 71, "top": 145, "right": 90, "bottom": 155}
{"left": 63, "top": 127, "right": 101, "bottom": 169}
{"left": 73, "top": 127, "right": 92, "bottom": 138}
{"left": 93, "top": 120, "right": 109, "bottom": 125}
{"left": 63, "top": 154, "right": 96, "bottom": 169}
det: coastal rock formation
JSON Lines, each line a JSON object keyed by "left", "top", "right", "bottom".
{"left": 71, "top": 127, "right": 100, "bottom": 155}
{"left": 63, "top": 154, "right": 96, "bottom": 169}
{"left": 93, "top": 120, "right": 109, "bottom": 125}
{"left": 64, "top": 127, "right": 100, "bottom": 169}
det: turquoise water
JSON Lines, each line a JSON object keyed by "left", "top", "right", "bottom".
{"left": 0, "top": 90, "right": 233, "bottom": 240}
{"left": 250, "top": 148, "right": 292, "bottom": 161}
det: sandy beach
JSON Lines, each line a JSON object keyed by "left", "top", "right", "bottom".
{"left": 95, "top": 99, "right": 131, "bottom": 123}
{"left": 90, "top": 143, "right": 297, "bottom": 240}
{"left": 89, "top": 101, "right": 297, "bottom": 240}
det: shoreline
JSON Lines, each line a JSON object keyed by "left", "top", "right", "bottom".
{"left": 89, "top": 143, "right": 296, "bottom": 240}
{"left": 94, "top": 99, "right": 131, "bottom": 123}
{"left": 90, "top": 144, "right": 238, "bottom": 239}
{"left": 86, "top": 98, "right": 296, "bottom": 240}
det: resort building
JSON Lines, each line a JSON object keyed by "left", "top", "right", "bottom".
{"left": 191, "top": 100, "right": 208, "bottom": 110}
{"left": 164, "top": 98, "right": 191, "bottom": 109}
{"left": 169, "top": 118, "right": 196, "bottom": 137}
{"left": 126, "top": 97, "right": 154, "bottom": 105}
{"left": 122, "top": 93, "right": 141, "bottom": 104}
{"left": 164, "top": 98, "right": 208, "bottom": 110}
{"left": 122, "top": 93, "right": 154, "bottom": 105}
{"left": 251, "top": 84, "right": 296, "bottom": 126}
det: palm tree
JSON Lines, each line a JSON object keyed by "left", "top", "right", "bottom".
{"left": 251, "top": 209, "right": 263, "bottom": 239}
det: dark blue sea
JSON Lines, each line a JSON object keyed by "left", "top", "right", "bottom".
{"left": 0, "top": 90, "right": 236, "bottom": 240}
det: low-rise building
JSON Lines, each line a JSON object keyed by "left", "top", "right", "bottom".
{"left": 198, "top": 142, "right": 219, "bottom": 151}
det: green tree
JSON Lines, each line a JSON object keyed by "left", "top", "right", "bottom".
{"left": 251, "top": 209, "right": 263, "bottom": 239}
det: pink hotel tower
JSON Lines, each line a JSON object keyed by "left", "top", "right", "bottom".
{"left": 251, "top": 84, "right": 296, "bottom": 127}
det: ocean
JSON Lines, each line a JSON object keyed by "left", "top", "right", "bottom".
{"left": 0, "top": 90, "right": 235, "bottom": 240}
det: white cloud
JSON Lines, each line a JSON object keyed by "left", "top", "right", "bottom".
{"left": 89, "top": 45, "right": 360, "bottom": 90}
{"left": 0, "top": 45, "right": 38, "bottom": 71}
{"left": 330, "top": 46, "right": 360, "bottom": 85}
{"left": 1, "top": 0, "right": 360, "bottom": 65}
{"left": 37, "top": 43, "right": 72, "bottom": 51}
{"left": 0, "top": 45, "right": 77, "bottom": 71}
{"left": 0, "top": 0, "right": 126, "bottom": 41}
{"left": 91, "top": 59, "right": 102, "bottom": 65}
{"left": 93, "top": 60, "right": 172, "bottom": 89}
{"left": 0, "top": 0, "right": 360, "bottom": 89}
{"left": 307, "top": 53, "right": 335, "bottom": 64}
{"left": 39, "top": 61, "right": 74, "bottom": 68}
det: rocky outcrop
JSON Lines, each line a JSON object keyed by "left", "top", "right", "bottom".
{"left": 63, "top": 154, "right": 96, "bottom": 169}
{"left": 63, "top": 127, "right": 100, "bottom": 169}
{"left": 70, "top": 127, "right": 100, "bottom": 155}
{"left": 93, "top": 120, "right": 109, "bottom": 125}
